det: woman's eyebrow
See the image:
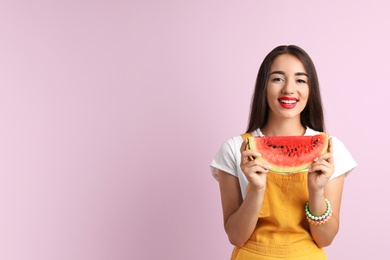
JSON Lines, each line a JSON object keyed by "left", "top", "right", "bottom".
{"left": 270, "top": 71, "right": 308, "bottom": 77}
{"left": 270, "top": 71, "right": 285, "bottom": 75}
{"left": 296, "top": 72, "right": 308, "bottom": 77}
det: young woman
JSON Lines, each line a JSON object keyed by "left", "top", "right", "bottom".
{"left": 211, "top": 45, "right": 357, "bottom": 259}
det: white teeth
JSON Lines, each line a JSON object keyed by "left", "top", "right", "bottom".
{"left": 280, "top": 99, "right": 297, "bottom": 104}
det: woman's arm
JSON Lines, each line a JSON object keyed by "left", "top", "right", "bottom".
{"left": 308, "top": 174, "right": 345, "bottom": 248}
{"left": 218, "top": 170, "right": 265, "bottom": 247}
{"left": 307, "top": 138, "right": 345, "bottom": 247}
{"left": 218, "top": 139, "right": 269, "bottom": 247}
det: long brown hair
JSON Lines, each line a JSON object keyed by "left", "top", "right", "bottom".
{"left": 246, "top": 45, "right": 325, "bottom": 133}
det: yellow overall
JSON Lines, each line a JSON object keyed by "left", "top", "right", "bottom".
{"left": 233, "top": 134, "right": 327, "bottom": 259}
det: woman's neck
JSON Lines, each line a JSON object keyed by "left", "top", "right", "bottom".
{"left": 261, "top": 118, "right": 306, "bottom": 136}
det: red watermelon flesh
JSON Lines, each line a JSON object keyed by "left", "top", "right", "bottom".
{"left": 247, "top": 133, "right": 329, "bottom": 173}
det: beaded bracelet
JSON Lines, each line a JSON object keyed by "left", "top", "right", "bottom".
{"left": 305, "top": 198, "right": 332, "bottom": 225}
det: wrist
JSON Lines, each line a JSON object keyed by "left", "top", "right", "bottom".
{"left": 308, "top": 187, "right": 325, "bottom": 197}
{"left": 305, "top": 198, "right": 332, "bottom": 225}
{"left": 248, "top": 186, "right": 266, "bottom": 195}
{"left": 308, "top": 192, "right": 327, "bottom": 216}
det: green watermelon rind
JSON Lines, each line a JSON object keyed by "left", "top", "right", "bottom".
{"left": 247, "top": 133, "right": 329, "bottom": 174}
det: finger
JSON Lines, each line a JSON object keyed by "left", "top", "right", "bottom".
{"left": 242, "top": 149, "right": 261, "bottom": 160}
{"left": 308, "top": 165, "right": 323, "bottom": 174}
{"left": 241, "top": 138, "right": 263, "bottom": 161}
{"left": 242, "top": 158, "right": 270, "bottom": 171}
{"left": 313, "top": 145, "right": 334, "bottom": 167}
{"left": 244, "top": 164, "right": 269, "bottom": 175}
{"left": 308, "top": 163, "right": 333, "bottom": 176}
{"left": 240, "top": 138, "right": 248, "bottom": 153}
{"left": 316, "top": 152, "right": 332, "bottom": 161}
{"left": 327, "top": 137, "right": 334, "bottom": 164}
{"left": 250, "top": 159, "right": 271, "bottom": 170}
{"left": 328, "top": 137, "right": 333, "bottom": 154}
{"left": 311, "top": 156, "right": 332, "bottom": 167}
{"left": 310, "top": 160, "right": 331, "bottom": 171}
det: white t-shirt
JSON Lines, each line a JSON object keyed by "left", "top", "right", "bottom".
{"left": 210, "top": 128, "right": 358, "bottom": 199}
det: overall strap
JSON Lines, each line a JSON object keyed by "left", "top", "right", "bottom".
{"left": 241, "top": 132, "right": 253, "bottom": 141}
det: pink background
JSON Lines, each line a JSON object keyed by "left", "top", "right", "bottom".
{"left": 0, "top": 1, "right": 387, "bottom": 259}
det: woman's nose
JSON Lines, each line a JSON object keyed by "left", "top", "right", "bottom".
{"left": 281, "top": 79, "right": 295, "bottom": 94}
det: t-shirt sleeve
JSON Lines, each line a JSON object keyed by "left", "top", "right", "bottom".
{"left": 330, "top": 136, "right": 358, "bottom": 180}
{"left": 210, "top": 137, "right": 240, "bottom": 181}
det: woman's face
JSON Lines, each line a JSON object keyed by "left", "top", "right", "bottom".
{"left": 266, "top": 54, "right": 309, "bottom": 121}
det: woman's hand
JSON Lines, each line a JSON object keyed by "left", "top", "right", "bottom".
{"left": 307, "top": 137, "right": 335, "bottom": 193}
{"left": 240, "top": 139, "right": 269, "bottom": 191}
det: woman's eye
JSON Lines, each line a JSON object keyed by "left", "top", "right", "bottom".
{"left": 272, "top": 77, "right": 284, "bottom": 82}
{"left": 297, "top": 79, "right": 307, "bottom": 83}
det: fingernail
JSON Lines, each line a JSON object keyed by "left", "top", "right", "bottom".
{"left": 313, "top": 157, "right": 318, "bottom": 162}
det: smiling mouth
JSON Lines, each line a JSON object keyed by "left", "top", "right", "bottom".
{"left": 279, "top": 99, "right": 298, "bottom": 104}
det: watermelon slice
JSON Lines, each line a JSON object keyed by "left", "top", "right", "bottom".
{"left": 247, "top": 133, "right": 329, "bottom": 173}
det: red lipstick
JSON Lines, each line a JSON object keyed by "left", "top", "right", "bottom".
{"left": 278, "top": 97, "right": 298, "bottom": 109}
